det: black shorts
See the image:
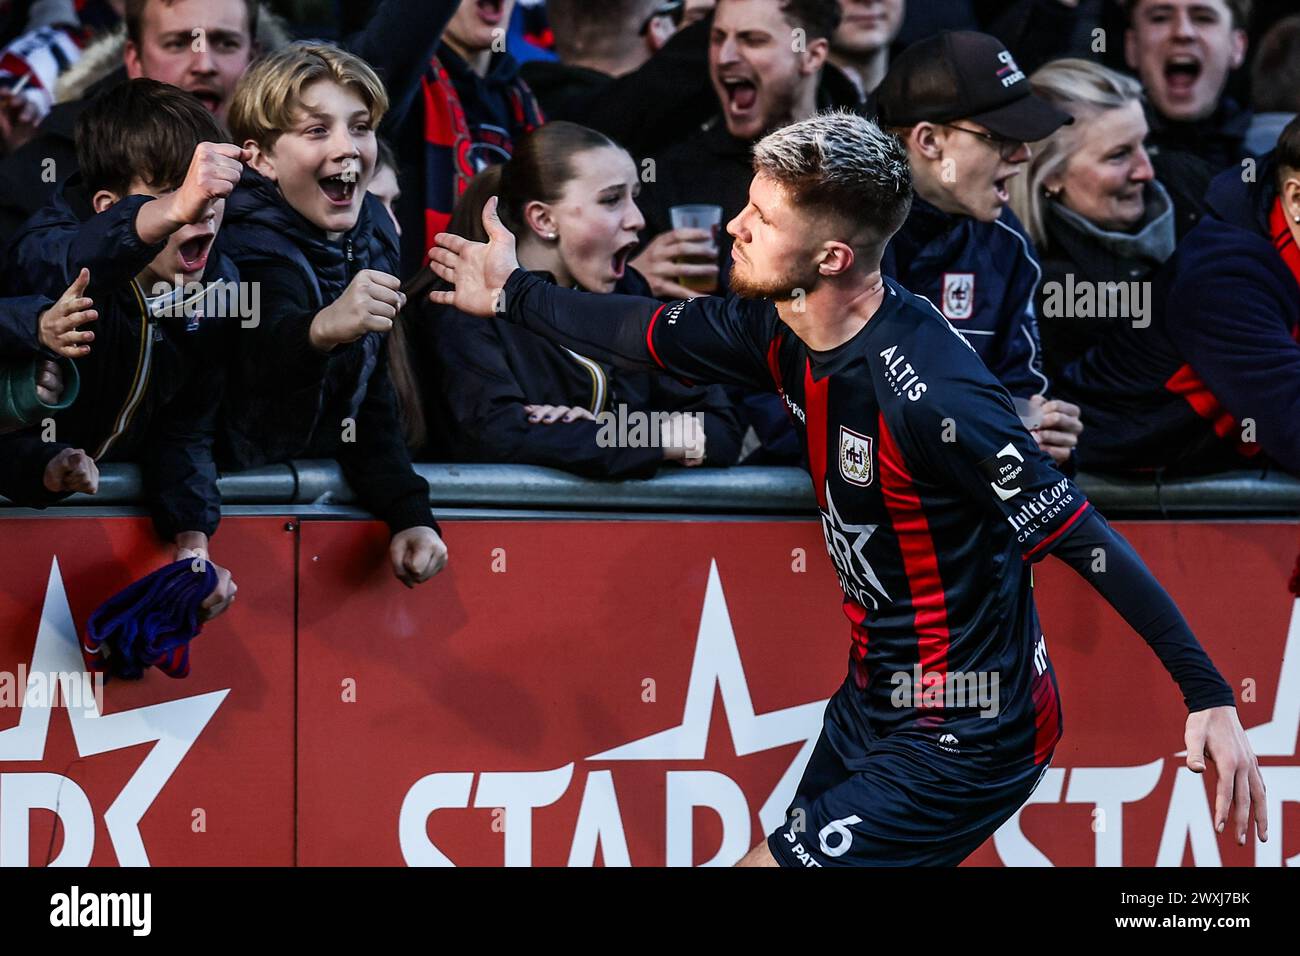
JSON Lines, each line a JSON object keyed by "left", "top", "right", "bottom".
{"left": 767, "top": 679, "right": 1053, "bottom": 867}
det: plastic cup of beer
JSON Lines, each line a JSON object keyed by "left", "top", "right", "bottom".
{"left": 1013, "top": 396, "right": 1043, "bottom": 434}
{"left": 669, "top": 204, "right": 722, "bottom": 293}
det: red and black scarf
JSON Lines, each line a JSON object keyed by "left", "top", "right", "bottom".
{"left": 1271, "top": 195, "right": 1300, "bottom": 597}
{"left": 418, "top": 54, "right": 544, "bottom": 262}
{"left": 1167, "top": 195, "right": 1300, "bottom": 460}
{"left": 1269, "top": 194, "right": 1300, "bottom": 288}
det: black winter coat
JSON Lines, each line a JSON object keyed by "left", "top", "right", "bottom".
{"left": 218, "top": 167, "right": 437, "bottom": 534}
{"left": 0, "top": 178, "right": 233, "bottom": 539}
{"left": 413, "top": 268, "right": 745, "bottom": 478}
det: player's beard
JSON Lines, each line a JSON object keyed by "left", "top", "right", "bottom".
{"left": 728, "top": 254, "right": 822, "bottom": 302}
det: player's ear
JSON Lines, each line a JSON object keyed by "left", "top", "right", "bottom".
{"left": 817, "top": 241, "right": 854, "bottom": 277}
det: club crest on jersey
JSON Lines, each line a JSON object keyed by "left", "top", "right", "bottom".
{"left": 942, "top": 272, "right": 975, "bottom": 320}
{"left": 838, "top": 426, "right": 874, "bottom": 486}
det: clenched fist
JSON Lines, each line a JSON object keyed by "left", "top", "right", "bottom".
{"left": 174, "top": 532, "right": 237, "bottom": 622}
{"left": 137, "top": 142, "right": 250, "bottom": 244}
{"left": 390, "top": 526, "right": 448, "bottom": 588}
{"left": 310, "top": 269, "right": 406, "bottom": 351}
{"left": 172, "top": 142, "right": 250, "bottom": 224}
{"left": 1026, "top": 395, "right": 1083, "bottom": 466}
{"left": 34, "top": 359, "right": 66, "bottom": 405}
{"left": 199, "top": 561, "right": 238, "bottom": 621}
{"left": 43, "top": 447, "right": 98, "bottom": 494}
{"left": 661, "top": 411, "right": 706, "bottom": 466}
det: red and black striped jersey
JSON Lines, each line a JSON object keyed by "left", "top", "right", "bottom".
{"left": 497, "top": 268, "right": 1233, "bottom": 769}
{"left": 640, "top": 278, "right": 1088, "bottom": 767}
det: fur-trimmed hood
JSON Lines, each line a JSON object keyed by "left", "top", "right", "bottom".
{"left": 56, "top": 4, "right": 293, "bottom": 104}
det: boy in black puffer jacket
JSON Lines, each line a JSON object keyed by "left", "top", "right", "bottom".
{"left": 222, "top": 41, "right": 446, "bottom": 587}
{"left": 0, "top": 78, "right": 239, "bottom": 620}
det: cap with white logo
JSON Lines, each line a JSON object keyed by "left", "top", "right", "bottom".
{"left": 870, "top": 31, "right": 1072, "bottom": 143}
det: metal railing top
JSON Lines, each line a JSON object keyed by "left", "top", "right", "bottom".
{"left": 2, "top": 461, "right": 1298, "bottom": 518}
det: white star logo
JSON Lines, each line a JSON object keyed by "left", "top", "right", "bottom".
{"left": 0, "top": 558, "right": 228, "bottom": 866}
{"left": 588, "top": 559, "right": 828, "bottom": 836}
{"left": 820, "top": 483, "right": 891, "bottom": 611}
{"left": 994, "top": 595, "right": 1300, "bottom": 867}
{"left": 1243, "top": 596, "right": 1300, "bottom": 757}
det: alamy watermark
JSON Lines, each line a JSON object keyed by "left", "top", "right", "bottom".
{"left": 50, "top": 886, "right": 150, "bottom": 936}
{"left": 148, "top": 275, "right": 260, "bottom": 328}
{"left": 594, "top": 406, "right": 703, "bottom": 449}
{"left": 1040, "top": 274, "right": 1151, "bottom": 328}
{"left": 890, "top": 665, "right": 1000, "bottom": 718}
{"left": 0, "top": 665, "right": 104, "bottom": 715}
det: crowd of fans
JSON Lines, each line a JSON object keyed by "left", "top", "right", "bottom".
{"left": 0, "top": 0, "right": 1297, "bottom": 600}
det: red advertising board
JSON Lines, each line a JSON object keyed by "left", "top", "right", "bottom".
{"left": 295, "top": 519, "right": 1300, "bottom": 868}
{"left": 1, "top": 514, "right": 1295, "bottom": 866}
{"left": 295, "top": 520, "right": 848, "bottom": 867}
{"left": 0, "top": 517, "right": 295, "bottom": 866}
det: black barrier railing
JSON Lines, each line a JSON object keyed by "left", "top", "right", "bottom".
{"left": 1, "top": 461, "right": 1298, "bottom": 517}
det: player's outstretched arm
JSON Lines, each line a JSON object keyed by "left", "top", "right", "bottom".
{"left": 1051, "top": 510, "right": 1267, "bottom": 847}
{"left": 428, "top": 197, "right": 522, "bottom": 318}
{"left": 429, "top": 198, "right": 775, "bottom": 390}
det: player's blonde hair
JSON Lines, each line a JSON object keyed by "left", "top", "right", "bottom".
{"left": 228, "top": 40, "right": 388, "bottom": 150}
{"left": 751, "top": 110, "right": 913, "bottom": 261}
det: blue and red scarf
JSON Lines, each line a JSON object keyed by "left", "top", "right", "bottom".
{"left": 83, "top": 559, "right": 218, "bottom": 680}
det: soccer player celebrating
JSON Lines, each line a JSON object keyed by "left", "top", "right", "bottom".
{"left": 428, "top": 111, "right": 1266, "bottom": 867}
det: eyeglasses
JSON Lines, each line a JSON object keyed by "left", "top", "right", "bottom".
{"left": 942, "top": 124, "right": 1027, "bottom": 161}
{"left": 639, "top": 0, "right": 685, "bottom": 35}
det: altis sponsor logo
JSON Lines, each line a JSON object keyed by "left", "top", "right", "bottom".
{"left": 878, "top": 345, "right": 928, "bottom": 401}
{"left": 1005, "top": 477, "right": 1074, "bottom": 543}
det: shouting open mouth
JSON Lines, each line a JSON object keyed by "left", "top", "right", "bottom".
{"left": 319, "top": 172, "right": 358, "bottom": 208}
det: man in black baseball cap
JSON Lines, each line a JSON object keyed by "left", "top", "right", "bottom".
{"left": 875, "top": 31, "right": 1084, "bottom": 469}
{"left": 873, "top": 30, "right": 1073, "bottom": 217}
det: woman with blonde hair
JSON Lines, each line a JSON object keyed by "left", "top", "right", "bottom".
{"left": 1009, "top": 58, "right": 1176, "bottom": 377}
